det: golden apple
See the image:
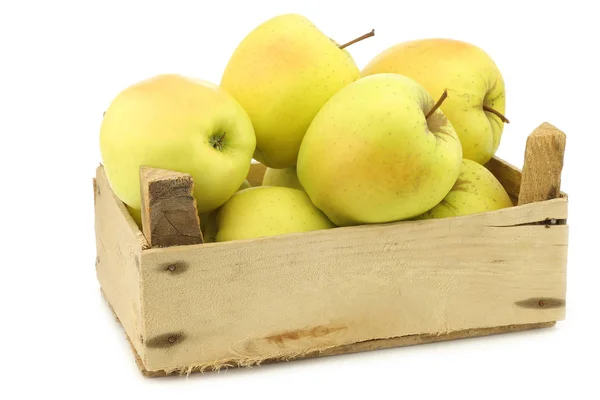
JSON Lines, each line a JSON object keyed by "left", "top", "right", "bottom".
{"left": 362, "top": 38, "right": 507, "bottom": 164}
{"left": 297, "top": 73, "right": 463, "bottom": 226}
{"left": 200, "top": 179, "right": 252, "bottom": 243}
{"left": 418, "top": 159, "right": 513, "bottom": 219}
{"left": 100, "top": 74, "right": 256, "bottom": 214}
{"left": 220, "top": 14, "right": 362, "bottom": 168}
{"left": 216, "top": 186, "right": 334, "bottom": 242}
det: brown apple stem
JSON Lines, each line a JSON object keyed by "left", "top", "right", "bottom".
{"left": 483, "top": 105, "right": 510, "bottom": 123}
{"left": 339, "top": 29, "right": 375, "bottom": 49}
{"left": 426, "top": 90, "right": 448, "bottom": 119}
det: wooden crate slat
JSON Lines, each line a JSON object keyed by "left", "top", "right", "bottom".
{"left": 518, "top": 122, "right": 567, "bottom": 205}
{"left": 139, "top": 166, "right": 203, "bottom": 248}
{"left": 94, "top": 166, "right": 147, "bottom": 362}
{"left": 138, "top": 197, "right": 567, "bottom": 373}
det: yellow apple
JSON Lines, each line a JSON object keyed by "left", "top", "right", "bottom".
{"left": 362, "top": 38, "right": 507, "bottom": 165}
{"left": 216, "top": 186, "right": 335, "bottom": 242}
{"left": 100, "top": 74, "right": 256, "bottom": 214}
{"left": 418, "top": 159, "right": 513, "bottom": 219}
{"left": 262, "top": 167, "right": 304, "bottom": 190}
{"left": 200, "top": 179, "right": 252, "bottom": 243}
{"left": 220, "top": 14, "right": 361, "bottom": 168}
{"left": 297, "top": 73, "right": 463, "bottom": 226}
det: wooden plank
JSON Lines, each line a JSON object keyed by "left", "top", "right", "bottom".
{"left": 246, "top": 162, "right": 267, "bottom": 187}
{"left": 518, "top": 123, "right": 567, "bottom": 205}
{"left": 485, "top": 156, "right": 522, "bottom": 203}
{"left": 138, "top": 198, "right": 567, "bottom": 373}
{"left": 95, "top": 166, "right": 147, "bottom": 363}
{"left": 127, "top": 321, "right": 555, "bottom": 377}
{"left": 139, "top": 166, "right": 203, "bottom": 248}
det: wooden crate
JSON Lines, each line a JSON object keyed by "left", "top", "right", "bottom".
{"left": 93, "top": 122, "right": 568, "bottom": 377}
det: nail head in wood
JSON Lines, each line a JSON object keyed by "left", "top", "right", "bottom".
{"left": 517, "top": 122, "right": 566, "bottom": 205}
{"left": 139, "top": 166, "right": 203, "bottom": 248}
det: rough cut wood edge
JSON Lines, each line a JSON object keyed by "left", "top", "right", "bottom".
{"left": 99, "top": 288, "right": 555, "bottom": 378}
{"left": 518, "top": 123, "right": 567, "bottom": 205}
{"left": 139, "top": 166, "right": 203, "bottom": 248}
{"left": 140, "top": 322, "right": 555, "bottom": 377}
{"left": 95, "top": 166, "right": 147, "bottom": 362}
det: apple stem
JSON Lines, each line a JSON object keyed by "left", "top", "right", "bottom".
{"left": 338, "top": 29, "right": 375, "bottom": 49}
{"left": 483, "top": 105, "right": 510, "bottom": 123}
{"left": 426, "top": 90, "right": 448, "bottom": 119}
{"left": 210, "top": 132, "right": 227, "bottom": 150}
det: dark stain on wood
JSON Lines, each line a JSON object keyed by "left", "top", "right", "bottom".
{"left": 146, "top": 332, "right": 185, "bottom": 349}
{"left": 265, "top": 324, "right": 347, "bottom": 347}
{"left": 490, "top": 259, "right": 505, "bottom": 264}
{"left": 515, "top": 297, "right": 565, "bottom": 309}
{"left": 157, "top": 261, "right": 189, "bottom": 275}
{"left": 93, "top": 178, "right": 98, "bottom": 205}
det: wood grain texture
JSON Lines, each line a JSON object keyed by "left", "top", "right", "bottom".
{"left": 102, "top": 284, "right": 556, "bottom": 377}
{"left": 131, "top": 321, "right": 556, "bottom": 377}
{"left": 95, "top": 166, "right": 147, "bottom": 362}
{"left": 138, "top": 194, "right": 568, "bottom": 373}
{"left": 139, "top": 166, "right": 203, "bottom": 248}
{"left": 518, "top": 123, "right": 567, "bottom": 205}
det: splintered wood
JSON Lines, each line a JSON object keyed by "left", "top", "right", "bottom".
{"left": 518, "top": 123, "right": 566, "bottom": 205}
{"left": 139, "top": 166, "right": 203, "bottom": 247}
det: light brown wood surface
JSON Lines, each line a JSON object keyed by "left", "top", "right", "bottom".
{"left": 99, "top": 291, "right": 554, "bottom": 377}
{"left": 139, "top": 166, "right": 203, "bottom": 247}
{"left": 138, "top": 194, "right": 567, "bottom": 373}
{"left": 95, "top": 166, "right": 147, "bottom": 363}
{"left": 518, "top": 123, "right": 566, "bottom": 205}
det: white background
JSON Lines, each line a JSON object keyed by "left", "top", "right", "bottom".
{"left": 1, "top": 0, "right": 598, "bottom": 398}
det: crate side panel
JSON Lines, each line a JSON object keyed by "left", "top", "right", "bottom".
{"left": 95, "top": 166, "right": 146, "bottom": 361}
{"left": 139, "top": 202, "right": 567, "bottom": 373}
{"left": 485, "top": 156, "right": 522, "bottom": 202}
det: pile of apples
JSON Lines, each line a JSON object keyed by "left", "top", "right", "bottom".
{"left": 99, "top": 14, "right": 514, "bottom": 243}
